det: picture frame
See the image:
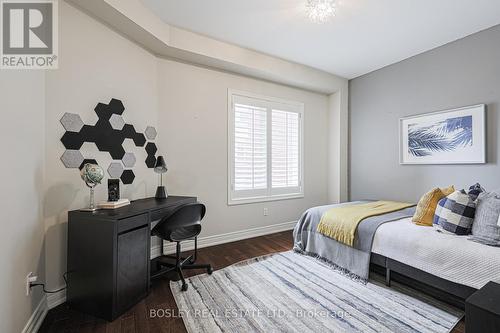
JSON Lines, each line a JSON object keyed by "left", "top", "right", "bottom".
{"left": 399, "top": 104, "right": 486, "bottom": 165}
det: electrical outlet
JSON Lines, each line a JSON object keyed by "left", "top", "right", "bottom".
{"left": 26, "top": 272, "right": 37, "bottom": 296}
{"left": 263, "top": 208, "right": 268, "bottom": 216}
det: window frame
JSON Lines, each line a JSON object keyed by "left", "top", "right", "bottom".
{"left": 227, "top": 89, "right": 305, "bottom": 205}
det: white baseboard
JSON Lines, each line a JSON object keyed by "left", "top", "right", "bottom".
{"left": 22, "top": 295, "right": 48, "bottom": 333}
{"left": 151, "top": 220, "right": 296, "bottom": 258}
{"left": 47, "top": 288, "right": 66, "bottom": 310}
{"left": 43, "top": 221, "right": 296, "bottom": 312}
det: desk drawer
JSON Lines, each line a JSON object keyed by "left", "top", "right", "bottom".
{"left": 118, "top": 213, "right": 148, "bottom": 233}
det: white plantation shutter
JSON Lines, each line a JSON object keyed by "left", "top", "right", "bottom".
{"left": 229, "top": 91, "right": 303, "bottom": 204}
{"left": 272, "top": 110, "right": 300, "bottom": 189}
{"left": 233, "top": 103, "right": 267, "bottom": 191}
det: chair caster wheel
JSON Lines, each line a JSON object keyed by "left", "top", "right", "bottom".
{"left": 207, "top": 266, "right": 213, "bottom": 275}
{"left": 181, "top": 283, "right": 188, "bottom": 291}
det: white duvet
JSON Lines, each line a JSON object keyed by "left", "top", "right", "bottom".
{"left": 372, "top": 217, "right": 500, "bottom": 289}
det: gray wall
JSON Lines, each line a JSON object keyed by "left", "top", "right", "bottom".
{"left": 0, "top": 71, "right": 45, "bottom": 333}
{"left": 349, "top": 25, "right": 500, "bottom": 202}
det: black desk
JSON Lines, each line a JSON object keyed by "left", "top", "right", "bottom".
{"left": 67, "top": 196, "right": 197, "bottom": 321}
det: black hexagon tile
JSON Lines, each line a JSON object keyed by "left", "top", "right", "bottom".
{"left": 108, "top": 98, "right": 124, "bottom": 115}
{"left": 94, "top": 102, "right": 113, "bottom": 120}
{"left": 121, "top": 170, "right": 135, "bottom": 184}
{"left": 145, "top": 155, "right": 156, "bottom": 168}
{"left": 133, "top": 133, "right": 146, "bottom": 147}
{"left": 61, "top": 132, "right": 84, "bottom": 150}
{"left": 145, "top": 142, "right": 157, "bottom": 155}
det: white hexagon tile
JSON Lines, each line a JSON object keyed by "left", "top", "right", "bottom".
{"left": 122, "top": 152, "right": 136, "bottom": 168}
{"left": 107, "top": 162, "right": 124, "bottom": 178}
{"left": 109, "top": 114, "right": 125, "bottom": 130}
{"left": 144, "top": 126, "right": 157, "bottom": 140}
{"left": 60, "top": 150, "right": 84, "bottom": 168}
{"left": 60, "top": 113, "right": 84, "bottom": 132}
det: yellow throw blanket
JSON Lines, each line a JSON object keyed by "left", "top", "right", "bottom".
{"left": 317, "top": 201, "right": 415, "bottom": 247}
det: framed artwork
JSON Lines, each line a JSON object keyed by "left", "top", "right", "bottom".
{"left": 400, "top": 104, "right": 486, "bottom": 164}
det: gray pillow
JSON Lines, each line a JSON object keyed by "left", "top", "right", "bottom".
{"left": 470, "top": 192, "right": 500, "bottom": 246}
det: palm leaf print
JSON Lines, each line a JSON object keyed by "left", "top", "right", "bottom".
{"left": 408, "top": 116, "right": 472, "bottom": 157}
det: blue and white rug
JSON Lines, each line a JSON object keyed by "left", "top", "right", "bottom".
{"left": 171, "top": 251, "right": 463, "bottom": 333}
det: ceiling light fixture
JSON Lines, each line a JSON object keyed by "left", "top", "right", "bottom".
{"left": 306, "top": 0, "right": 336, "bottom": 24}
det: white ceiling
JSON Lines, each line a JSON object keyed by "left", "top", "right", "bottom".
{"left": 141, "top": 0, "right": 500, "bottom": 79}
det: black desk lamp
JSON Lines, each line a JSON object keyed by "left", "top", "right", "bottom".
{"left": 154, "top": 155, "right": 168, "bottom": 199}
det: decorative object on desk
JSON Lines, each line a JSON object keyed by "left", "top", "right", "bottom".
{"left": 108, "top": 179, "right": 120, "bottom": 202}
{"left": 59, "top": 98, "right": 161, "bottom": 185}
{"left": 79, "top": 159, "right": 97, "bottom": 171}
{"left": 80, "top": 163, "right": 104, "bottom": 211}
{"left": 154, "top": 155, "right": 168, "bottom": 199}
{"left": 97, "top": 198, "right": 130, "bottom": 209}
{"left": 400, "top": 104, "right": 486, "bottom": 164}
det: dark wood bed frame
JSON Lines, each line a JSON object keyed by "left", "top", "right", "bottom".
{"left": 370, "top": 253, "right": 477, "bottom": 309}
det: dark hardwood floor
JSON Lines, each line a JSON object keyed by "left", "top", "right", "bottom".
{"left": 39, "top": 230, "right": 465, "bottom": 332}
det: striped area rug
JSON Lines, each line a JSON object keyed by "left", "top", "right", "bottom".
{"left": 171, "top": 251, "right": 463, "bottom": 333}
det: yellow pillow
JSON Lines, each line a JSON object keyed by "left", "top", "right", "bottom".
{"left": 441, "top": 185, "right": 455, "bottom": 196}
{"left": 412, "top": 186, "right": 455, "bottom": 226}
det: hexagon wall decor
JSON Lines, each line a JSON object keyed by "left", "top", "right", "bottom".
{"left": 108, "top": 98, "right": 124, "bottom": 114}
{"left": 109, "top": 114, "right": 125, "bottom": 130}
{"left": 59, "top": 98, "right": 160, "bottom": 185}
{"left": 108, "top": 162, "right": 124, "bottom": 178}
{"left": 121, "top": 170, "right": 135, "bottom": 184}
{"left": 145, "top": 142, "right": 157, "bottom": 169}
{"left": 60, "top": 113, "right": 84, "bottom": 132}
{"left": 60, "top": 150, "right": 84, "bottom": 168}
{"left": 145, "top": 142, "right": 157, "bottom": 155}
{"left": 145, "top": 155, "right": 156, "bottom": 168}
{"left": 122, "top": 152, "right": 136, "bottom": 168}
{"left": 145, "top": 126, "right": 157, "bottom": 140}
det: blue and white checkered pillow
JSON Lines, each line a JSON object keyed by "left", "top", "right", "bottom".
{"left": 433, "top": 190, "right": 476, "bottom": 235}
{"left": 468, "top": 183, "right": 485, "bottom": 201}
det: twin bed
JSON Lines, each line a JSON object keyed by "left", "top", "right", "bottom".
{"left": 293, "top": 202, "right": 500, "bottom": 306}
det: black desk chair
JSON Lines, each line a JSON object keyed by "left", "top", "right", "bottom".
{"left": 151, "top": 203, "right": 212, "bottom": 291}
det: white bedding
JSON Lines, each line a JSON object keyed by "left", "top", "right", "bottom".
{"left": 372, "top": 217, "right": 500, "bottom": 289}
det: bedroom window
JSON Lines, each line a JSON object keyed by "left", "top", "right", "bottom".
{"left": 228, "top": 90, "right": 304, "bottom": 205}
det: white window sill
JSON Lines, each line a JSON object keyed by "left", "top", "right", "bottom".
{"left": 227, "top": 193, "right": 304, "bottom": 206}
